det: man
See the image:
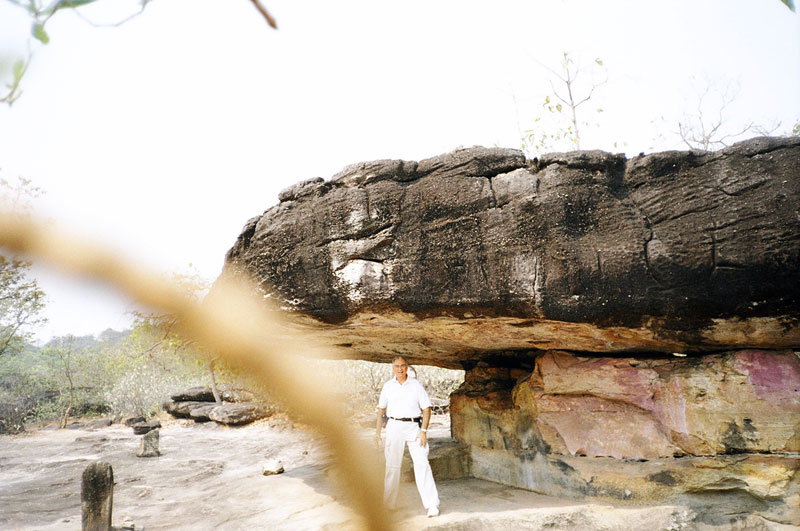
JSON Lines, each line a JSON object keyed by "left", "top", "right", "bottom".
{"left": 374, "top": 356, "right": 440, "bottom": 517}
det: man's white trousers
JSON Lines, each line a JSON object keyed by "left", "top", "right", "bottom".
{"left": 383, "top": 419, "right": 440, "bottom": 510}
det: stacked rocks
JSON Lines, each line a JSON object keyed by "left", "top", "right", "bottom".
{"left": 163, "top": 387, "right": 271, "bottom": 426}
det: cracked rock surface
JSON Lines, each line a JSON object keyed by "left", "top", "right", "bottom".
{"left": 225, "top": 136, "right": 800, "bottom": 368}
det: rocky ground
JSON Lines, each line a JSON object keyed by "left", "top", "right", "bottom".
{"left": 0, "top": 414, "right": 795, "bottom": 531}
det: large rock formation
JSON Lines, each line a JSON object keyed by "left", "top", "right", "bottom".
{"left": 223, "top": 137, "right": 800, "bottom": 525}
{"left": 451, "top": 348, "right": 800, "bottom": 523}
{"left": 226, "top": 137, "right": 799, "bottom": 368}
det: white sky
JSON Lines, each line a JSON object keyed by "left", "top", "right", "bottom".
{"left": 0, "top": 0, "right": 798, "bottom": 341}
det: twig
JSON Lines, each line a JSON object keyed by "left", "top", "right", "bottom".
{"left": 248, "top": 0, "right": 278, "bottom": 29}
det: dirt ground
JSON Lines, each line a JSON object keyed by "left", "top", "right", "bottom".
{"left": 0, "top": 414, "right": 791, "bottom": 531}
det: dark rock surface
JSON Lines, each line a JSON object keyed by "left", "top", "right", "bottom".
{"left": 164, "top": 387, "right": 270, "bottom": 426}
{"left": 163, "top": 400, "right": 210, "bottom": 419}
{"left": 207, "top": 403, "right": 272, "bottom": 426}
{"left": 132, "top": 419, "right": 161, "bottom": 435}
{"left": 187, "top": 404, "right": 218, "bottom": 422}
{"left": 170, "top": 387, "right": 216, "bottom": 402}
{"left": 224, "top": 137, "right": 800, "bottom": 368}
{"left": 221, "top": 389, "right": 256, "bottom": 403}
{"left": 124, "top": 416, "right": 146, "bottom": 427}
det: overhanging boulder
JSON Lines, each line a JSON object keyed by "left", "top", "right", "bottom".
{"left": 221, "top": 137, "right": 800, "bottom": 523}
{"left": 224, "top": 137, "right": 800, "bottom": 368}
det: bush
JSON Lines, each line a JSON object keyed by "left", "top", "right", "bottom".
{"left": 308, "top": 359, "right": 464, "bottom": 417}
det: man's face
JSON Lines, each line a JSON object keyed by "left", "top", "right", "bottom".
{"left": 392, "top": 358, "right": 409, "bottom": 380}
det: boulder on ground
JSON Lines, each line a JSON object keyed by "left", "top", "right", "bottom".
{"left": 163, "top": 400, "right": 211, "bottom": 419}
{"left": 262, "top": 459, "right": 284, "bottom": 475}
{"left": 189, "top": 404, "right": 219, "bottom": 423}
{"left": 221, "top": 389, "right": 256, "bottom": 403}
{"left": 170, "top": 387, "right": 216, "bottom": 402}
{"left": 124, "top": 416, "right": 146, "bottom": 427}
{"left": 86, "top": 418, "right": 113, "bottom": 430}
{"left": 208, "top": 404, "right": 272, "bottom": 426}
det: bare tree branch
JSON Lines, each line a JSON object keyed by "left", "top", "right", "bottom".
{"left": 248, "top": 0, "right": 277, "bottom": 29}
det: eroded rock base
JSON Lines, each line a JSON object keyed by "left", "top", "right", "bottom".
{"left": 450, "top": 349, "right": 800, "bottom": 525}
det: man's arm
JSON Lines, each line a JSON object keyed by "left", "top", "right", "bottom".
{"left": 417, "top": 406, "right": 431, "bottom": 447}
{"left": 374, "top": 407, "right": 386, "bottom": 446}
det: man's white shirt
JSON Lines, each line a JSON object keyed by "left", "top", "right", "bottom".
{"left": 378, "top": 376, "right": 432, "bottom": 418}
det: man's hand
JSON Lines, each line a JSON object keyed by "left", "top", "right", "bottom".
{"left": 374, "top": 432, "right": 382, "bottom": 448}
{"left": 416, "top": 430, "right": 427, "bottom": 447}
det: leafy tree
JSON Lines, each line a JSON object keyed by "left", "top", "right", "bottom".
{"left": 0, "top": 177, "right": 46, "bottom": 357}
{"left": 123, "top": 268, "right": 224, "bottom": 404}
{"left": 0, "top": 256, "right": 46, "bottom": 356}
{"left": 40, "top": 335, "right": 81, "bottom": 427}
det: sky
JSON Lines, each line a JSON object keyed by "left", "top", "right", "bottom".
{"left": 0, "top": 0, "right": 798, "bottom": 341}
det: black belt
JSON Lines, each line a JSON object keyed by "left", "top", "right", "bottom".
{"left": 389, "top": 416, "right": 422, "bottom": 423}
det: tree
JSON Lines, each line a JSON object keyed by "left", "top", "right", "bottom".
{"left": 676, "top": 77, "right": 780, "bottom": 151}
{"left": 41, "top": 335, "right": 79, "bottom": 428}
{"left": 0, "top": 256, "right": 46, "bottom": 356}
{"left": 126, "top": 268, "right": 223, "bottom": 401}
{"left": 523, "top": 52, "right": 607, "bottom": 157}
{"left": 0, "top": 177, "right": 46, "bottom": 356}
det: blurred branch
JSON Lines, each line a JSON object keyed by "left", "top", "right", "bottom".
{"left": 0, "top": 212, "right": 390, "bottom": 530}
{"left": 248, "top": 0, "right": 277, "bottom": 29}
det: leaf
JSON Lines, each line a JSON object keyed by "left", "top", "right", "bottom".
{"left": 597, "top": 108, "right": 604, "bottom": 113}
{"left": 779, "top": 0, "right": 795, "bottom": 11}
{"left": 555, "top": 104, "right": 562, "bottom": 112}
{"left": 12, "top": 60, "right": 25, "bottom": 82}
{"left": 595, "top": 58, "right": 604, "bottom": 66}
{"left": 32, "top": 23, "right": 50, "bottom": 44}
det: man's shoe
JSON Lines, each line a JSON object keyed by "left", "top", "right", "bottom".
{"left": 427, "top": 506, "right": 439, "bottom": 517}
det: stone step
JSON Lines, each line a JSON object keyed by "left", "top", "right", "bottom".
{"left": 402, "top": 438, "right": 470, "bottom": 483}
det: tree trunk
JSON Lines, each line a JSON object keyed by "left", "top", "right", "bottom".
{"left": 208, "top": 359, "right": 222, "bottom": 403}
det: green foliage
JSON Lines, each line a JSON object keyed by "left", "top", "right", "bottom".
{"left": 0, "top": 58, "right": 29, "bottom": 104}
{"left": 780, "top": 0, "right": 795, "bottom": 12}
{"left": 0, "top": 256, "right": 46, "bottom": 357}
{"left": 31, "top": 22, "right": 49, "bottom": 44}
{"left": 0, "top": 177, "right": 47, "bottom": 357}
{"left": 310, "top": 359, "right": 463, "bottom": 417}
{"left": 1, "top": 0, "right": 151, "bottom": 104}
{"left": 523, "top": 52, "right": 607, "bottom": 157}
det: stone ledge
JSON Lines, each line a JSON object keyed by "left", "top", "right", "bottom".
{"left": 401, "top": 438, "right": 470, "bottom": 483}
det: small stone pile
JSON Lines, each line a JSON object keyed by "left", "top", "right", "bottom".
{"left": 163, "top": 387, "right": 272, "bottom": 426}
